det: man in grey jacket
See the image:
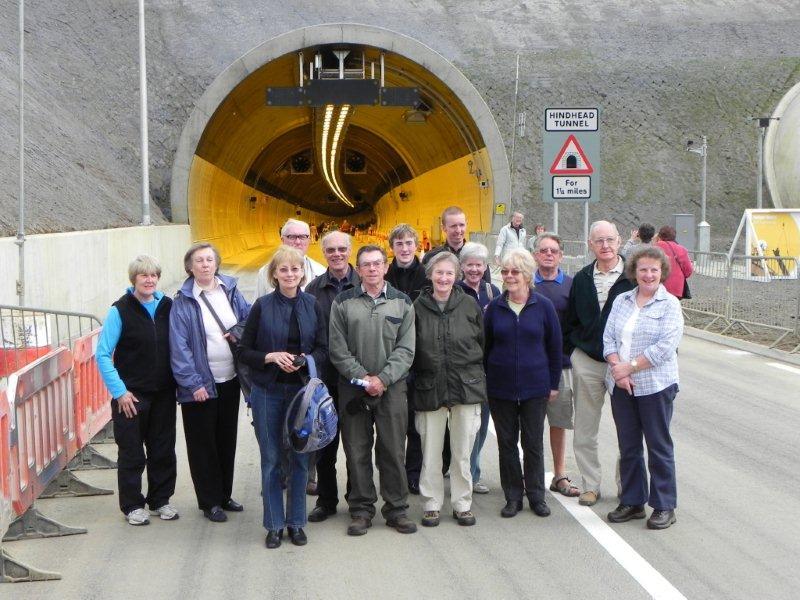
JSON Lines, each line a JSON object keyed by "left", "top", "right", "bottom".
{"left": 329, "top": 245, "right": 417, "bottom": 536}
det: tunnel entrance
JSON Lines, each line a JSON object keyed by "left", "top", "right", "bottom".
{"left": 170, "top": 24, "right": 509, "bottom": 265}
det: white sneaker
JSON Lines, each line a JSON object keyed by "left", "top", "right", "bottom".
{"left": 150, "top": 504, "right": 180, "bottom": 520}
{"left": 473, "top": 481, "right": 490, "bottom": 494}
{"left": 126, "top": 508, "right": 151, "bottom": 526}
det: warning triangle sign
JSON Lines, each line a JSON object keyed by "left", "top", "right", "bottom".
{"left": 549, "top": 134, "right": 594, "bottom": 175}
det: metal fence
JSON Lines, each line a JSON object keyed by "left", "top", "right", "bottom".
{"left": 0, "top": 305, "right": 102, "bottom": 388}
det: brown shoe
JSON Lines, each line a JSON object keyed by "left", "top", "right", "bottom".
{"left": 386, "top": 515, "right": 418, "bottom": 534}
{"left": 452, "top": 510, "right": 476, "bottom": 526}
{"left": 347, "top": 516, "right": 372, "bottom": 536}
{"left": 579, "top": 490, "right": 600, "bottom": 506}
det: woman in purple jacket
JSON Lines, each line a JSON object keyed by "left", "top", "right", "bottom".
{"left": 170, "top": 243, "right": 250, "bottom": 523}
{"left": 484, "top": 249, "right": 562, "bottom": 519}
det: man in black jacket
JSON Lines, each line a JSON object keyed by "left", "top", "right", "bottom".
{"left": 563, "top": 220, "right": 634, "bottom": 507}
{"left": 385, "top": 223, "right": 429, "bottom": 494}
{"left": 304, "top": 230, "right": 360, "bottom": 522}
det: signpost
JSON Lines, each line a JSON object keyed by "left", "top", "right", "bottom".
{"left": 543, "top": 108, "right": 600, "bottom": 242}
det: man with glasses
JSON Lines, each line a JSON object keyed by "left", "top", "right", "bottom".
{"left": 255, "top": 219, "right": 326, "bottom": 297}
{"left": 304, "top": 231, "right": 361, "bottom": 522}
{"left": 563, "top": 221, "right": 634, "bottom": 506}
{"left": 329, "top": 245, "right": 417, "bottom": 536}
{"left": 532, "top": 233, "right": 580, "bottom": 498}
{"left": 385, "top": 224, "right": 429, "bottom": 495}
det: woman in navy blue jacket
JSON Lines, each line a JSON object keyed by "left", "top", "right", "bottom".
{"left": 237, "top": 245, "right": 328, "bottom": 549}
{"left": 484, "top": 248, "right": 563, "bottom": 518}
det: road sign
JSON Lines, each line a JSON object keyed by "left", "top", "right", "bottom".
{"left": 542, "top": 107, "right": 600, "bottom": 204}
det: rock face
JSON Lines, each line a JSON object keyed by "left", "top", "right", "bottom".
{"left": 1, "top": 1, "right": 798, "bottom": 247}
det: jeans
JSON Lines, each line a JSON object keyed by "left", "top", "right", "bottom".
{"left": 470, "top": 401, "right": 491, "bottom": 482}
{"left": 250, "top": 382, "right": 309, "bottom": 530}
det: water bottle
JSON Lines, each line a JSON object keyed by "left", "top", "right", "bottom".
{"left": 350, "top": 378, "right": 370, "bottom": 388}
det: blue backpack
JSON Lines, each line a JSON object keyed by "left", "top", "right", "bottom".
{"left": 283, "top": 356, "right": 338, "bottom": 453}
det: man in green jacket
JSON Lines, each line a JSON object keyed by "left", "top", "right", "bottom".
{"left": 329, "top": 245, "right": 417, "bottom": 536}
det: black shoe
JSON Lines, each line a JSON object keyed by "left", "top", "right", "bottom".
{"left": 386, "top": 515, "right": 418, "bottom": 534}
{"left": 408, "top": 480, "right": 420, "bottom": 495}
{"left": 287, "top": 527, "right": 307, "bottom": 546}
{"left": 265, "top": 529, "right": 283, "bottom": 549}
{"left": 308, "top": 505, "right": 336, "bottom": 523}
{"left": 347, "top": 516, "right": 372, "bottom": 536}
{"left": 531, "top": 501, "right": 551, "bottom": 517}
{"left": 647, "top": 509, "right": 676, "bottom": 530}
{"left": 501, "top": 500, "right": 523, "bottom": 518}
{"left": 608, "top": 504, "right": 646, "bottom": 523}
{"left": 203, "top": 506, "right": 227, "bottom": 522}
{"left": 222, "top": 499, "right": 244, "bottom": 512}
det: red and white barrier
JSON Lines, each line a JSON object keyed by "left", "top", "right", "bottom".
{"left": 71, "top": 329, "right": 111, "bottom": 448}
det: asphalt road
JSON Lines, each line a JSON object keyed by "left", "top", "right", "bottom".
{"left": 2, "top": 317, "right": 799, "bottom": 599}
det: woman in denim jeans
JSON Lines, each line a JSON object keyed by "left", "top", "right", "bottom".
{"left": 237, "top": 246, "right": 328, "bottom": 549}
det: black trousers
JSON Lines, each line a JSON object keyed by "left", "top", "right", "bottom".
{"left": 112, "top": 388, "right": 177, "bottom": 514}
{"left": 181, "top": 378, "right": 241, "bottom": 510}
{"left": 489, "top": 397, "right": 548, "bottom": 504}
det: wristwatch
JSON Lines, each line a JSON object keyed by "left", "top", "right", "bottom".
{"left": 630, "top": 358, "right": 639, "bottom": 372}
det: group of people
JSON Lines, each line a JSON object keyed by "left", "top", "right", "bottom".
{"left": 96, "top": 205, "right": 688, "bottom": 552}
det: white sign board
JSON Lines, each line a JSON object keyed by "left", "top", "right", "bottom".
{"left": 552, "top": 176, "right": 591, "bottom": 199}
{"left": 545, "top": 108, "right": 598, "bottom": 132}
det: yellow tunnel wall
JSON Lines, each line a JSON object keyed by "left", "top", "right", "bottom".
{"left": 188, "top": 155, "right": 336, "bottom": 260}
{"left": 373, "top": 149, "right": 494, "bottom": 243}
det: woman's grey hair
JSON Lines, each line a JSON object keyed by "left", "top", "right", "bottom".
{"left": 424, "top": 251, "right": 461, "bottom": 280}
{"left": 183, "top": 243, "right": 221, "bottom": 275}
{"left": 625, "top": 246, "right": 671, "bottom": 283}
{"left": 458, "top": 242, "right": 489, "bottom": 265}
{"left": 128, "top": 255, "right": 161, "bottom": 284}
{"left": 501, "top": 248, "right": 536, "bottom": 285}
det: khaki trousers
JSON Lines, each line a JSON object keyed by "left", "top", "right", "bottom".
{"left": 416, "top": 404, "right": 481, "bottom": 512}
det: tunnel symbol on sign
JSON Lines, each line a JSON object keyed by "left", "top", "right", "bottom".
{"left": 549, "top": 134, "right": 593, "bottom": 175}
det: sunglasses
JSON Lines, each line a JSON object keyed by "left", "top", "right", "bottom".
{"left": 500, "top": 268, "right": 523, "bottom": 277}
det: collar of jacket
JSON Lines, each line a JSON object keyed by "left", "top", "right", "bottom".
{"left": 318, "top": 264, "right": 359, "bottom": 288}
{"left": 496, "top": 287, "right": 539, "bottom": 310}
{"left": 621, "top": 282, "right": 671, "bottom": 307}
{"left": 125, "top": 287, "right": 165, "bottom": 304}
{"left": 417, "top": 284, "right": 466, "bottom": 312}
{"left": 178, "top": 273, "right": 237, "bottom": 300}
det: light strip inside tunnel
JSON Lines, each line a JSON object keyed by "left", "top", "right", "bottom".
{"left": 320, "top": 103, "right": 354, "bottom": 208}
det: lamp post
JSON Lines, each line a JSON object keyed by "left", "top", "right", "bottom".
{"left": 687, "top": 136, "right": 709, "bottom": 252}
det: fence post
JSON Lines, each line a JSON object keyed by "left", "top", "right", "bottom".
{"left": 725, "top": 254, "right": 734, "bottom": 322}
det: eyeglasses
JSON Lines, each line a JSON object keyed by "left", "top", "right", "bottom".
{"left": 358, "top": 259, "right": 385, "bottom": 269}
{"left": 591, "top": 237, "right": 617, "bottom": 246}
{"left": 277, "top": 266, "right": 302, "bottom": 274}
{"left": 500, "top": 268, "right": 523, "bottom": 277}
{"left": 536, "top": 247, "right": 561, "bottom": 255}
{"left": 324, "top": 246, "right": 349, "bottom": 254}
{"left": 284, "top": 234, "right": 310, "bottom": 241}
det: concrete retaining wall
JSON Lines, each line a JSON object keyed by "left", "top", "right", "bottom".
{"left": 0, "top": 225, "right": 191, "bottom": 319}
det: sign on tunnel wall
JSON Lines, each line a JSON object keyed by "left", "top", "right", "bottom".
{"left": 542, "top": 108, "right": 600, "bottom": 204}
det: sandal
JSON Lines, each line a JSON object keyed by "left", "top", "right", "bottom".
{"left": 550, "top": 475, "right": 580, "bottom": 497}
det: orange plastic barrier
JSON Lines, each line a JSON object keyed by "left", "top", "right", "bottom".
{"left": 71, "top": 329, "right": 111, "bottom": 448}
{"left": 0, "top": 346, "right": 52, "bottom": 378}
{"left": 7, "top": 348, "right": 77, "bottom": 515}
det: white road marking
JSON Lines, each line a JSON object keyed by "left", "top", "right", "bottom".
{"left": 766, "top": 362, "right": 800, "bottom": 376}
{"left": 487, "top": 419, "right": 687, "bottom": 600}
{"left": 723, "top": 349, "right": 753, "bottom": 356}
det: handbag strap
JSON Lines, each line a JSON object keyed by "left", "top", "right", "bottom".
{"left": 665, "top": 242, "right": 688, "bottom": 277}
{"left": 198, "top": 291, "right": 229, "bottom": 336}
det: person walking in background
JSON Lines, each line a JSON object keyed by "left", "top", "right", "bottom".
{"left": 603, "top": 246, "right": 684, "bottom": 530}
{"left": 526, "top": 223, "right": 547, "bottom": 252}
{"left": 563, "top": 221, "right": 634, "bottom": 507}
{"left": 532, "top": 233, "right": 580, "bottom": 498}
{"left": 304, "top": 231, "right": 360, "bottom": 523}
{"left": 621, "top": 223, "right": 655, "bottom": 258}
{"left": 385, "top": 223, "right": 429, "bottom": 495}
{"left": 456, "top": 242, "right": 500, "bottom": 495}
{"left": 170, "top": 243, "right": 250, "bottom": 523}
{"left": 484, "top": 249, "right": 562, "bottom": 519}
{"left": 237, "top": 245, "right": 328, "bottom": 549}
{"left": 494, "top": 212, "right": 527, "bottom": 265}
{"left": 97, "top": 255, "right": 178, "bottom": 526}
{"left": 329, "top": 245, "right": 417, "bottom": 536}
{"left": 412, "top": 252, "right": 486, "bottom": 528}
{"left": 656, "top": 225, "right": 693, "bottom": 300}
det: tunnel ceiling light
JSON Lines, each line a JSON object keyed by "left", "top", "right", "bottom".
{"left": 319, "top": 103, "right": 355, "bottom": 208}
